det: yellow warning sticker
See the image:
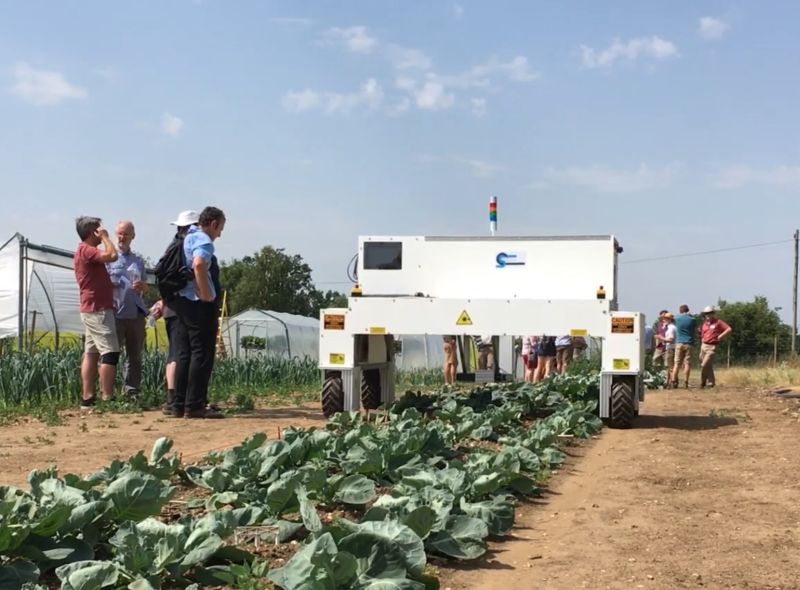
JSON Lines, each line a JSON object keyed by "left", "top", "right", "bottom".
{"left": 456, "top": 310, "right": 473, "bottom": 325}
{"left": 613, "top": 358, "right": 631, "bottom": 370}
{"left": 329, "top": 353, "right": 345, "bottom": 365}
{"left": 570, "top": 329, "right": 588, "bottom": 337}
{"left": 369, "top": 327, "right": 386, "bottom": 334}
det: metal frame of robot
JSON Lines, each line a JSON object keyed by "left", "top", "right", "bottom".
{"left": 319, "top": 296, "right": 646, "bottom": 419}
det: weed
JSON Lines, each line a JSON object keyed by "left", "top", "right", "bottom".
{"left": 709, "top": 407, "right": 752, "bottom": 422}
{"left": 230, "top": 393, "right": 256, "bottom": 412}
{"left": 23, "top": 435, "right": 55, "bottom": 446}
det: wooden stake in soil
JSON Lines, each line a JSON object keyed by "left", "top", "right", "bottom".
{"left": 794, "top": 229, "right": 799, "bottom": 355}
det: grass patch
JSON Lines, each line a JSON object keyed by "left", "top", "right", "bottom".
{"left": 716, "top": 362, "right": 800, "bottom": 388}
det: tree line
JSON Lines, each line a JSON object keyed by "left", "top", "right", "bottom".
{"left": 714, "top": 296, "right": 794, "bottom": 363}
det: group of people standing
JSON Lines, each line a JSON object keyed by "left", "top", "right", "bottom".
{"left": 520, "top": 335, "right": 586, "bottom": 383}
{"left": 72, "top": 207, "right": 227, "bottom": 418}
{"left": 648, "top": 305, "right": 732, "bottom": 389}
{"left": 441, "top": 334, "right": 586, "bottom": 385}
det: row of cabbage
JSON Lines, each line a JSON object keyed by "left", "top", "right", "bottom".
{"left": 0, "top": 372, "right": 602, "bottom": 590}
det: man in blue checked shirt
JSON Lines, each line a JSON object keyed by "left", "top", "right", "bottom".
{"left": 106, "top": 220, "right": 148, "bottom": 399}
{"left": 171, "top": 206, "right": 226, "bottom": 419}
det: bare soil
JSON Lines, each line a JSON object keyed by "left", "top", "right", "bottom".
{"left": 0, "top": 403, "right": 326, "bottom": 487}
{"left": 441, "top": 386, "right": 800, "bottom": 590}
{"left": 2, "top": 388, "right": 799, "bottom": 590}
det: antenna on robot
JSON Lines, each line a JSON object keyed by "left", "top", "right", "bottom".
{"left": 489, "top": 196, "right": 497, "bottom": 236}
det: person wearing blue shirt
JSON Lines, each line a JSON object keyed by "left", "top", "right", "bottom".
{"left": 106, "top": 221, "right": 148, "bottom": 399}
{"left": 171, "top": 206, "right": 226, "bottom": 419}
{"left": 671, "top": 304, "right": 698, "bottom": 388}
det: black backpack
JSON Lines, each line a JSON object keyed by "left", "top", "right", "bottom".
{"left": 154, "top": 237, "right": 194, "bottom": 302}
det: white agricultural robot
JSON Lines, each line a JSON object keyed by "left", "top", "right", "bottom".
{"left": 318, "top": 228, "right": 646, "bottom": 428}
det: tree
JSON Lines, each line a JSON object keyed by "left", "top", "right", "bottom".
{"left": 315, "top": 290, "right": 349, "bottom": 310}
{"left": 220, "top": 246, "right": 346, "bottom": 317}
{"left": 717, "top": 296, "right": 792, "bottom": 362}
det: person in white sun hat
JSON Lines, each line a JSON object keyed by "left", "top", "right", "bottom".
{"left": 699, "top": 305, "right": 732, "bottom": 389}
{"left": 171, "top": 210, "right": 200, "bottom": 228}
{"left": 152, "top": 210, "right": 200, "bottom": 415}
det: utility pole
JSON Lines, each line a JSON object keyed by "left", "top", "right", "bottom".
{"left": 794, "top": 230, "right": 799, "bottom": 355}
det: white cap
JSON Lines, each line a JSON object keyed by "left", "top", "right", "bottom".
{"left": 169, "top": 210, "right": 199, "bottom": 227}
{"left": 703, "top": 305, "right": 716, "bottom": 314}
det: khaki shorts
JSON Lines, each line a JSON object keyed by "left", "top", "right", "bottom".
{"left": 556, "top": 346, "right": 573, "bottom": 365}
{"left": 675, "top": 343, "right": 692, "bottom": 368}
{"left": 80, "top": 310, "right": 119, "bottom": 355}
{"left": 664, "top": 348, "right": 675, "bottom": 370}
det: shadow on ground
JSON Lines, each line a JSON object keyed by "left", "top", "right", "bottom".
{"left": 634, "top": 414, "right": 738, "bottom": 430}
{"left": 227, "top": 407, "right": 325, "bottom": 421}
{"left": 435, "top": 548, "right": 515, "bottom": 572}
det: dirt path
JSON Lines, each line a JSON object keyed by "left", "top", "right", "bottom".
{"left": 442, "top": 386, "right": 800, "bottom": 590}
{"left": 0, "top": 404, "right": 327, "bottom": 487}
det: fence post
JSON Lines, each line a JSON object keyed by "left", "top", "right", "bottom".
{"left": 774, "top": 335, "right": 779, "bottom": 367}
{"left": 727, "top": 340, "right": 731, "bottom": 369}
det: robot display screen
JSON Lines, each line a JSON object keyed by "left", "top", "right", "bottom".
{"left": 363, "top": 241, "right": 402, "bottom": 270}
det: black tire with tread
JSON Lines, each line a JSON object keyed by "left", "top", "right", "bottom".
{"left": 322, "top": 375, "right": 344, "bottom": 418}
{"left": 361, "top": 369, "right": 382, "bottom": 410}
{"left": 609, "top": 378, "right": 635, "bottom": 429}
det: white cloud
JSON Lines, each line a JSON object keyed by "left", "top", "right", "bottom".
{"left": 441, "top": 55, "right": 540, "bottom": 88}
{"left": 323, "top": 26, "right": 377, "bottom": 54}
{"left": 160, "top": 112, "right": 184, "bottom": 137}
{"left": 580, "top": 36, "right": 678, "bottom": 68}
{"left": 539, "top": 163, "right": 678, "bottom": 193}
{"left": 271, "top": 17, "right": 314, "bottom": 27}
{"left": 464, "top": 158, "right": 499, "bottom": 178}
{"left": 709, "top": 165, "right": 800, "bottom": 189}
{"left": 414, "top": 81, "right": 455, "bottom": 111}
{"left": 282, "top": 89, "right": 321, "bottom": 112}
{"left": 476, "top": 55, "right": 540, "bottom": 82}
{"left": 93, "top": 66, "right": 118, "bottom": 82}
{"left": 471, "top": 97, "right": 486, "bottom": 117}
{"left": 698, "top": 17, "right": 730, "bottom": 40}
{"left": 11, "top": 62, "right": 87, "bottom": 105}
{"left": 388, "top": 97, "right": 411, "bottom": 116}
{"left": 283, "top": 78, "right": 384, "bottom": 114}
{"left": 388, "top": 46, "right": 432, "bottom": 70}
{"left": 395, "top": 76, "right": 417, "bottom": 91}
{"left": 389, "top": 55, "right": 537, "bottom": 113}
{"left": 419, "top": 154, "right": 500, "bottom": 178}
{"left": 453, "top": 3, "right": 464, "bottom": 19}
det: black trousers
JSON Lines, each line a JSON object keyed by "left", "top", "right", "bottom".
{"left": 172, "top": 297, "right": 218, "bottom": 413}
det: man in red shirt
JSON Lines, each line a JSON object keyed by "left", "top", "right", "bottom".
{"left": 699, "top": 305, "right": 732, "bottom": 389}
{"left": 73, "top": 216, "right": 119, "bottom": 406}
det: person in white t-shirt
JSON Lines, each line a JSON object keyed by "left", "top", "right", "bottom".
{"left": 658, "top": 313, "right": 677, "bottom": 387}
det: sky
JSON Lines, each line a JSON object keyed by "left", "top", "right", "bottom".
{"left": 1, "top": 1, "right": 799, "bottom": 323}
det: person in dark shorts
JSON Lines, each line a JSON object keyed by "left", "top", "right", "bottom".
{"left": 534, "top": 336, "right": 556, "bottom": 382}
{"left": 154, "top": 210, "right": 199, "bottom": 414}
